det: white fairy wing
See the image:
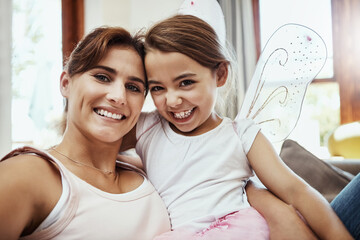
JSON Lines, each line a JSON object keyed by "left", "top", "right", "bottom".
{"left": 237, "top": 24, "right": 327, "bottom": 142}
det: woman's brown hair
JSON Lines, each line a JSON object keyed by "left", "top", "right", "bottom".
{"left": 65, "top": 26, "right": 145, "bottom": 78}
{"left": 60, "top": 27, "right": 147, "bottom": 133}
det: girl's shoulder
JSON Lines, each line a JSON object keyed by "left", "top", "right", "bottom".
{"left": 137, "top": 110, "right": 162, "bottom": 138}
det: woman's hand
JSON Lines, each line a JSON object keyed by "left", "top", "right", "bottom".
{"left": 246, "top": 179, "right": 318, "bottom": 240}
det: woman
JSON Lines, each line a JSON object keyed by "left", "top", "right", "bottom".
{"left": 0, "top": 26, "right": 170, "bottom": 240}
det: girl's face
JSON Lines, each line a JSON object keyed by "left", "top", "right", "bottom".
{"left": 61, "top": 46, "right": 146, "bottom": 144}
{"left": 145, "top": 49, "right": 226, "bottom": 136}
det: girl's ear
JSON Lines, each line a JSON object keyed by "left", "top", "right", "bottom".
{"left": 60, "top": 71, "right": 70, "bottom": 98}
{"left": 216, "top": 62, "right": 228, "bottom": 87}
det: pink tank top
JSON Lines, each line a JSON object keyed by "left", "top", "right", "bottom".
{"left": 2, "top": 147, "right": 171, "bottom": 240}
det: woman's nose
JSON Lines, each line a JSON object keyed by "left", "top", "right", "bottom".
{"left": 106, "top": 83, "right": 127, "bottom": 105}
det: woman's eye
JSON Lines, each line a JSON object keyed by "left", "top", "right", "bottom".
{"left": 180, "top": 80, "right": 194, "bottom": 87}
{"left": 94, "top": 74, "right": 110, "bottom": 82}
{"left": 150, "top": 86, "right": 164, "bottom": 92}
{"left": 126, "top": 84, "right": 141, "bottom": 93}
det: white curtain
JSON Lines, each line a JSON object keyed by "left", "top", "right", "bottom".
{"left": 0, "top": 0, "right": 12, "bottom": 156}
{"left": 218, "top": 0, "right": 257, "bottom": 115}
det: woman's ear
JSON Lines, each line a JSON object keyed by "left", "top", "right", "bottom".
{"left": 60, "top": 71, "right": 70, "bottom": 97}
{"left": 216, "top": 62, "right": 228, "bottom": 87}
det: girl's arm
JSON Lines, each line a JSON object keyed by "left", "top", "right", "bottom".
{"left": 246, "top": 180, "right": 318, "bottom": 240}
{"left": 118, "top": 125, "right": 144, "bottom": 169}
{"left": 0, "top": 155, "right": 61, "bottom": 239}
{"left": 120, "top": 125, "right": 137, "bottom": 152}
{"left": 248, "top": 132, "right": 353, "bottom": 240}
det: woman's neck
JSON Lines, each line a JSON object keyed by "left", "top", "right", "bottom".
{"left": 56, "top": 131, "right": 122, "bottom": 173}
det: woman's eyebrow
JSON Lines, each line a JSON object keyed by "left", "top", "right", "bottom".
{"left": 129, "top": 76, "right": 146, "bottom": 87}
{"left": 92, "top": 65, "right": 116, "bottom": 74}
{"left": 92, "top": 65, "right": 145, "bottom": 86}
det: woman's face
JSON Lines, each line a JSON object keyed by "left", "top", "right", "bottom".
{"left": 61, "top": 46, "right": 146, "bottom": 144}
{"left": 145, "top": 49, "right": 225, "bottom": 136}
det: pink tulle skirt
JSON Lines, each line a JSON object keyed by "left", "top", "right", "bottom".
{"left": 154, "top": 207, "right": 269, "bottom": 240}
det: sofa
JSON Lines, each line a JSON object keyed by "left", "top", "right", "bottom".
{"left": 280, "top": 139, "right": 360, "bottom": 202}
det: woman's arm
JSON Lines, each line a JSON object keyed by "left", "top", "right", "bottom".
{"left": 246, "top": 180, "right": 318, "bottom": 240}
{"left": 0, "top": 155, "right": 61, "bottom": 239}
{"left": 248, "top": 132, "right": 353, "bottom": 240}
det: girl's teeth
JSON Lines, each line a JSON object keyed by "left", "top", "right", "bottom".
{"left": 174, "top": 109, "right": 192, "bottom": 119}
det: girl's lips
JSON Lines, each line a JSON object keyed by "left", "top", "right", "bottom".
{"left": 94, "top": 108, "right": 125, "bottom": 120}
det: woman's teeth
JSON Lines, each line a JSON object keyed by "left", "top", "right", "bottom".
{"left": 173, "top": 109, "right": 193, "bottom": 119}
{"left": 95, "top": 109, "right": 123, "bottom": 120}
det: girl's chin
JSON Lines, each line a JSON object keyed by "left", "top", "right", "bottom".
{"left": 169, "top": 122, "right": 197, "bottom": 135}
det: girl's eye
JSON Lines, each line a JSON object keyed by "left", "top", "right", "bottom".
{"left": 94, "top": 74, "right": 110, "bottom": 82}
{"left": 150, "top": 86, "right": 164, "bottom": 92}
{"left": 126, "top": 84, "right": 142, "bottom": 93}
{"left": 180, "top": 80, "right": 194, "bottom": 87}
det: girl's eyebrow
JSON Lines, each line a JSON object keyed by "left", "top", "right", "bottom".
{"left": 148, "top": 73, "right": 196, "bottom": 85}
{"left": 173, "top": 73, "right": 196, "bottom": 82}
{"left": 92, "top": 65, "right": 146, "bottom": 87}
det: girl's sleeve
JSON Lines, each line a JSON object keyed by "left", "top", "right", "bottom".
{"left": 136, "top": 111, "right": 161, "bottom": 140}
{"left": 233, "top": 118, "right": 261, "bottom": 155}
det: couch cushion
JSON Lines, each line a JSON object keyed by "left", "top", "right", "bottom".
{"left": 280, "top": 139, "right": 354, "bottom": 202}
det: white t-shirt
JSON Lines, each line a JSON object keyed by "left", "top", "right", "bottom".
{"left": 136, "top": 111, "right": 260, "bottom": 232}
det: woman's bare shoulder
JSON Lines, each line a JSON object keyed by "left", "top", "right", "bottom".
{"left": 0, "top": 153, "right": 63, "bottom": 236}
{"left": 0, "top": 153, "right": 62, "bottom": 201}
{"left": 0, "top": 153, "right": 61, "bottom": 181}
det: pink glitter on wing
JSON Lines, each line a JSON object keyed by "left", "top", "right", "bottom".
{"left": 307, "top": 35, "right": 312, "bottom": 41}
{"left": 191, "top": 1, "right": 194, "bottom": 5}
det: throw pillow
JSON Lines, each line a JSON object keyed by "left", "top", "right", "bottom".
{"left": 280, "top": 139, "right": 354, "bottom": 202}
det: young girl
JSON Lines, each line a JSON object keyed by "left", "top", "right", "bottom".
{"left": 123, "top": 15, "right": 352, "bottom": 239}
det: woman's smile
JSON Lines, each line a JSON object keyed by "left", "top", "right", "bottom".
{"left": 94, "top": 107, "right": 125, "bottom": 120}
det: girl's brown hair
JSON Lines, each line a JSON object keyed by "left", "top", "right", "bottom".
{"left": 144, "top": 15, "right": 238, "bottom": 118}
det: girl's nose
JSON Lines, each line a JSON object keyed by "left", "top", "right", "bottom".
{"left": 166, "top": 91, "right": 182, "bottom": 107}
{"left": 106, "top": 83, "right": 127, "bottom": 105}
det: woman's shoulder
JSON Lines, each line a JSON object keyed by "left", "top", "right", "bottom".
{"left": 1, "top": 150, "right": 60, "bottom": 181}
{"left": 0, "top": 148, "right": 63, "bottom": 234}
{"left": 0, "top": 148, "right": 62, "bottom": 200}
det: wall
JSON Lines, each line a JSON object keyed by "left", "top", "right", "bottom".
{"left": 0, "top": 0, "right": 12, "bottom": 156}
{"left": 84, "top": 0, "right": 184, "bottom": 34}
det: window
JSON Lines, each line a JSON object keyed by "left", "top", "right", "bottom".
{"left": 259, "top": 0, "right": 334, "bottom": 79}
{"left": 254, "top": 0, "right": 360, "bottom": 158}
{"left": 255, "top": 0, "right": 338, "bottom": 157}
{"left": 12, "top": 0, "right": 63, "bottom": 148}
